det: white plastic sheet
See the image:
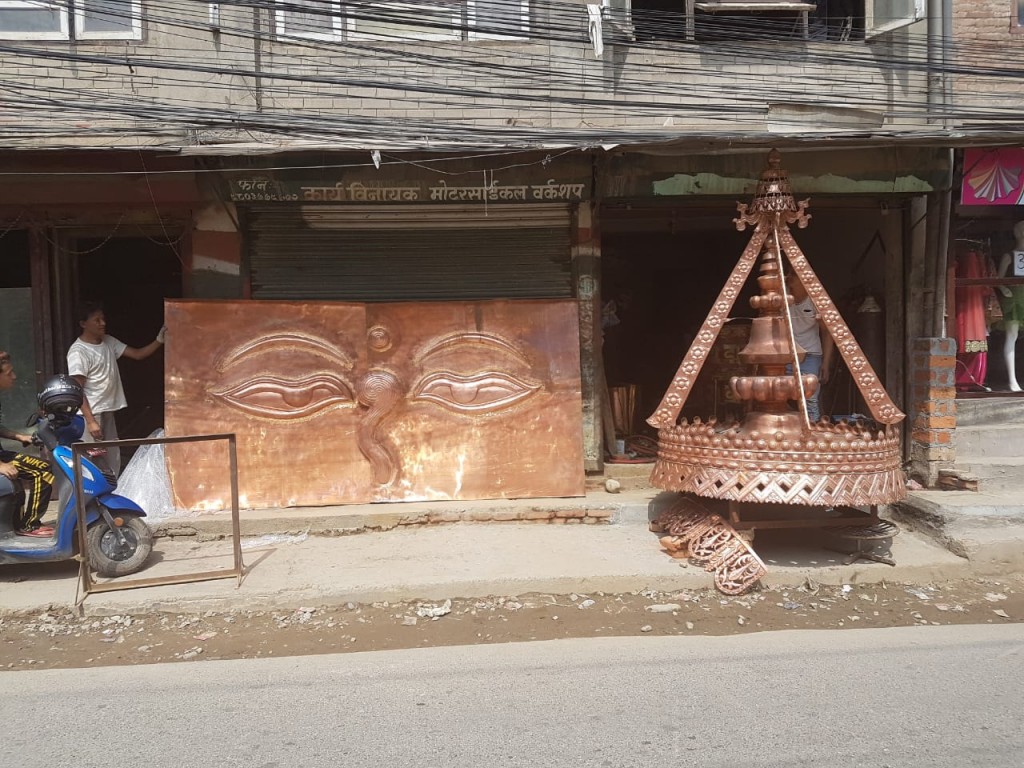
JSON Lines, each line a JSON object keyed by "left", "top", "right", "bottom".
{"left": 116, "top": 429, "right": 186, "bottom": 521}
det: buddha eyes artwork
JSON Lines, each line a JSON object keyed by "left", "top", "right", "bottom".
{"left": 164, "top": 300, "right": 585, "bottom": 510}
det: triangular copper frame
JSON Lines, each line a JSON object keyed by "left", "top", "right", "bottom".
{"left": 649, "top": 200, "right": 904, "bottom": 429}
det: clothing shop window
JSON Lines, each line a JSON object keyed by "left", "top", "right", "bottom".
{"left": 274, "top": 0, "right": 530, "bottom": 42}
{"left": 951, "top": 230, "right": 1024, "bottom": 395}
{"left": 0, "top": 0, "right": 141, "bottom": 41}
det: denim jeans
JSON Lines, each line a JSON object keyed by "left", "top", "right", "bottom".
{"left": 787, "top": 353, "right": 823, "bottom": 422}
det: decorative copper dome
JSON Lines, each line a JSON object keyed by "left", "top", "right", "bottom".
{"left": 647, "top": 150, "right": 906, "bottom": 508}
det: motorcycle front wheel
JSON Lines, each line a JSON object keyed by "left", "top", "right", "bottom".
{"left": 86, "top": 514, "right": 153, "bottom": 578}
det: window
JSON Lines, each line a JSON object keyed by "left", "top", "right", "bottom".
{"left": 276, "top": 0, "right": 342, "bottom": 41}
{"left": 75, "top": 0, "right": 140, "bottom": 39}
{"left": 1014, "top": 0, "right": 1024, "bottom": 32}
{"left": 864, "top": 0, "right": 925, "bottom": 39}
{"left": 0, "top": 1, "right": 69, "bottom": 40}
{"left": 348, "top": 3, "right": 462, "bottom": 42}
{"left": 0, "top": 0, "right": 141, "bottom": 41}
{"left": 274, "top": 0, "right": 530, "bottom": 42}
{"left": 607, "top": 0, "right": 870, "bottom": 43}
{"left": 467, "top": 0, "right": 529, "bottom": 40}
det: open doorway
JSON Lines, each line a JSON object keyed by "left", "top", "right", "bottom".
{"left": 72, "top": 236, "right": 183, "bottom": 441}
{"left": 0, "top": 230, "right": 38, "bottom": 424}
{"left": 600, "top": 199, "right": 896, "bottom": 443}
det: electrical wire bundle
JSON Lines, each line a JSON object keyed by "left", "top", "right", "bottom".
{"left": 0, "top": 0, "right": 1021, "bottom": 151}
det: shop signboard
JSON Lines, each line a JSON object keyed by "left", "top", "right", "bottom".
{"left": 227, "top": 177, "right": 587, "bottom": 203}
{"left": 962, "top": 148, "right": 1024, "bottom": 206}
{"left": 222, "top": 154, "right": 591, "bottom": 205}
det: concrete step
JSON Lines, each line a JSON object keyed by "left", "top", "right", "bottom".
{"left": 953, "top": 456, "right": 1024, "bottom": 493}
{"left": 891, "top": 489, "right": 1024, "bottom": 571}
{"left": 955, "top": 396, "right": 1024, "bottom": 427}
{"left": 150, "top": 489, "right": 660, "bottom": 540}
{"left": 954, "top": 424, "right": 1024, "bottom": 457}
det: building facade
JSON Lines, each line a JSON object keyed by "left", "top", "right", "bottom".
{"left": 0, "top": 1, "right": 973, "bottom": 506}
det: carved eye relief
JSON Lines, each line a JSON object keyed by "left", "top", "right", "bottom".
{"left": 411, "top": 371, "right": 541, "bottom": 414}
{"left": 217, "top": 333, "right": 355, "bottom": 373}
{"left": 211, "top": 373, "right": 355, "bottom": 420}
{"left": 414, "top": 332, "right": 530, "bottom": 367}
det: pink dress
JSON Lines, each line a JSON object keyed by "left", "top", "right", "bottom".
{"left": 954, "top": 250, "right": 991, "bottom": 389}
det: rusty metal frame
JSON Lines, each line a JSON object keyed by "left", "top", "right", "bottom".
{"left": 72, "top": 432, "right": 243, "bottom": 605}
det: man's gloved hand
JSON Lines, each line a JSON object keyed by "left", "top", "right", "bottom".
{"left": 156, "top": 325, "right": 168, "bottom": 344}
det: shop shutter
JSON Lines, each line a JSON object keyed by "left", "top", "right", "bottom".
{"left": 247, "top": 204, "right": 573, "bottom": 301}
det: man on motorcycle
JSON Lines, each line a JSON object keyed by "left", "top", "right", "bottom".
{"left": 0, "top": 352, "right": 55, "bottom": 537}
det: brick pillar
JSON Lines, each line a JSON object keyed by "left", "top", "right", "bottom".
{"left": 188, "top": 202, "right": 243, "bottom": 299}
{"left": 909, "top": 337, "right": 957, "bottom": 486}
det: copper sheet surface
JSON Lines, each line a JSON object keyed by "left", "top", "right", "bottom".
{"left": 164, "top": 299, "right": 585, "bottom": 510}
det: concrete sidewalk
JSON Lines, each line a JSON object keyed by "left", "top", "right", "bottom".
{"left": 0, "top": 488, "right": 982, "bottom": 616}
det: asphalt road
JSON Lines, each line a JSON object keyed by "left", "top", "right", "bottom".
{"left": 1, "top": 624, "right": 1021, "bottom": 767}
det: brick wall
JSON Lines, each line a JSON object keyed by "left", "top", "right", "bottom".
{"left": 951, "top": 0, "right": 1024, "bottom": 109}
{"left": 0, "top": 3, "right": 929, "bottom": 148}
{"left": 909, "top": 337, "right": 957, "bottom": 486}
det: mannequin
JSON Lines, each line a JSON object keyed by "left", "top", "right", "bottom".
{"left": 997, "top": 221, "right": 1024, "bottom": 392}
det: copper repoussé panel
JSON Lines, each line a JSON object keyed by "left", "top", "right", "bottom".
{"left": 164, "top": 299, "right": 585, "bottom": 510}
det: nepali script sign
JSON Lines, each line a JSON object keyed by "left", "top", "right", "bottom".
{"left": 228, "top": 177, "right": 588, "bottom": 203}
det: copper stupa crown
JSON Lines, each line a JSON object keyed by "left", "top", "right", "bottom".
{"left": 748, "top": 149, "right": 797, "bottom": 214}
{"left": 647, "top": 151, "right": 906, "bottom": 507}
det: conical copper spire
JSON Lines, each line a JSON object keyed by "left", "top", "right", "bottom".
{"left": 648, "top": 151, "right": 906, "bottom": 507}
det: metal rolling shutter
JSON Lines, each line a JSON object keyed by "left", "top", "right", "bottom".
{"left": 247, "top": 204, "right": 573, "bottom": 301}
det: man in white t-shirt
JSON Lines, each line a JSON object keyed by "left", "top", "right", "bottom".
{"left": 786, "top": 273, "right": 835, "bottom": 422}
{"left": 66, "top": 302, "right": 166, "bottom": 475}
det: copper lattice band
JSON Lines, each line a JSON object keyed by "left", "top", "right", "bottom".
{"left": 652, "top": 419, "right": 906, "bottom": 506}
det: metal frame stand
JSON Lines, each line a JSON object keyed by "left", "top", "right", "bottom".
{"left": 73, "top": 432, "right": 243, "bottom": 608}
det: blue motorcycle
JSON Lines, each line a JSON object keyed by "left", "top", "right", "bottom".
{"left": 0, "top": 375, "right": 153, "bottom": 577}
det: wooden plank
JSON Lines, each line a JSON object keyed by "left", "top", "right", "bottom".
{"left": 573, "top": 202, "right": 604, "bottom": 472}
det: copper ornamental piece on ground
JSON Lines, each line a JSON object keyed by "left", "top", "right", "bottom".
{"left": 653, "top": 496, "right": 767, "bottom": 595}
{"left": 648, "top": 150, "right": 907, "bottom": 508}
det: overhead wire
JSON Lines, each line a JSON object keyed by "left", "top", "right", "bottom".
{"left": 0, "top": 0, "right": 1022, "bottom": 150}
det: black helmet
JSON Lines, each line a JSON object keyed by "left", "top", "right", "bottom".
{"left": 38, "top": 374, "right": 83, "bottom": 415}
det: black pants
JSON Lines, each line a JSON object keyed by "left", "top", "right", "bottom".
{"left": 3, "top": 453, "right": 54, "bottom": 530}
